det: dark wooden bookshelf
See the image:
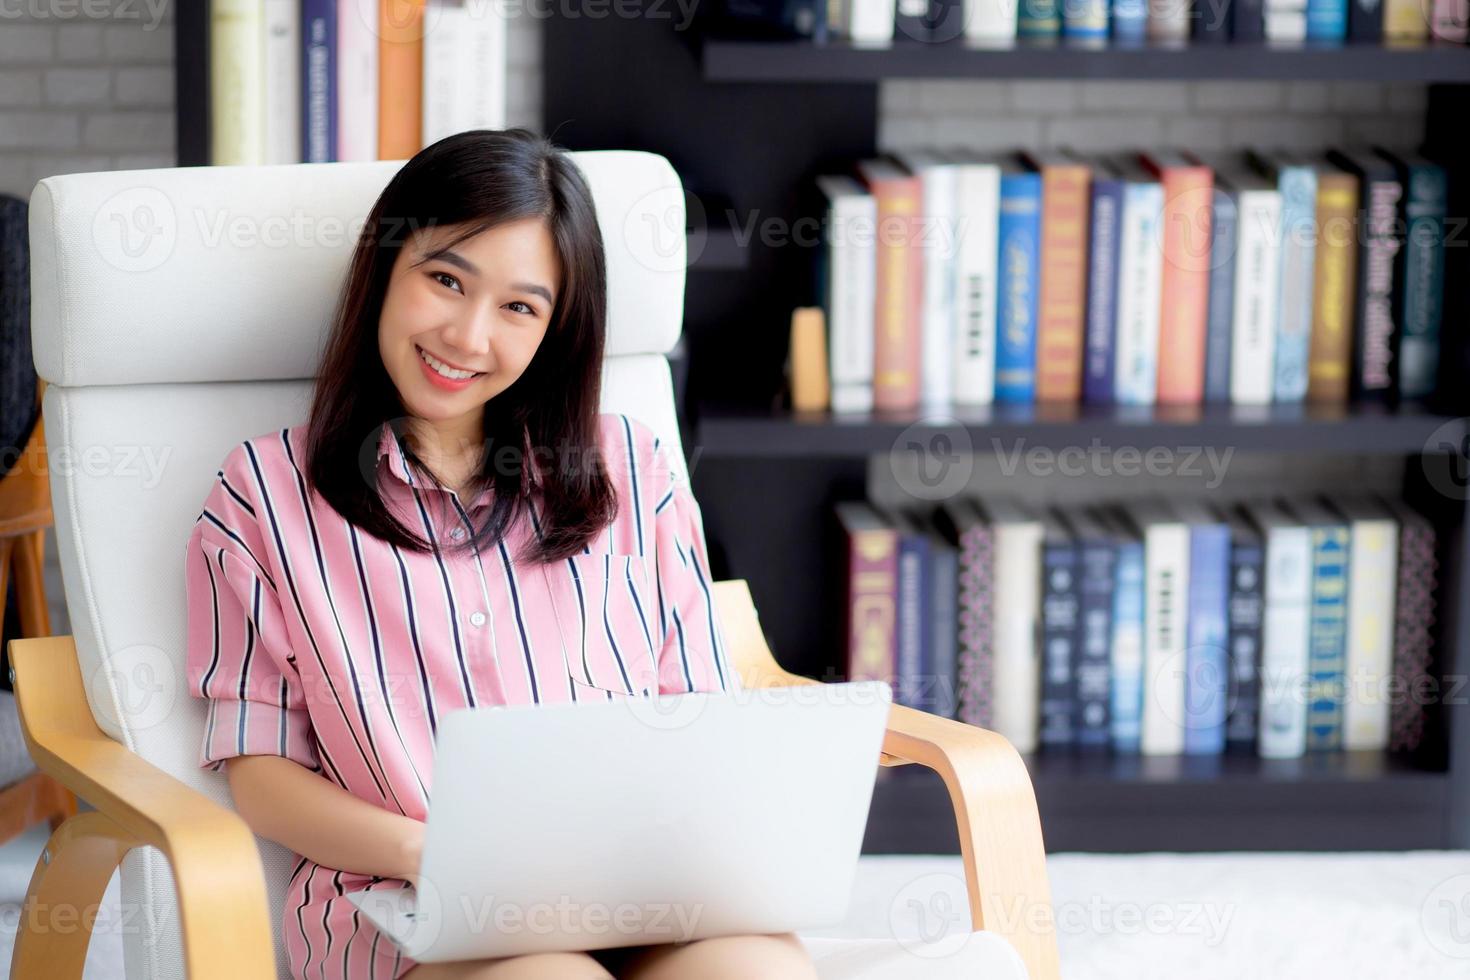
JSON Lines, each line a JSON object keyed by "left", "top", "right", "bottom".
{"left": 702, "top": 37, "right": 1470, "bottom": 83}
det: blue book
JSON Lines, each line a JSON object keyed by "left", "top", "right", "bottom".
{"left": 1110, "top": 0, "right": 1148, "bottom": 40}
{"left": 889, "top": 511, "right": 930, "bottom": 711}
{"left": 1177, "top": 502, "right": 1231, "bottom": 755}
{"left": 1062, "top": 0, "right": 1109, "bottom": 38}
{"left": 1082, "top": 157, "right": 1124, "bottom": 405}
{"left": 1066, "top": 511, "right": 1116, "bottom": 750}
{"left": 1375, "top": 149, "right": 1446, "bottom": 401}
{"left": 1200, "top": 165, "right": 1239, "bottom": 404}
{"left": 924, "top": 511, "right": 960, "bottom": 719}
{"left": 1305, "top": 0, "right": 1348, "bottom": 40}
{"left": 1039, "top": 512, "right": 1079, "bottom": 750}
{"left": 301, "top": 0, "right": 338, "bottom": 164}
{"left": 1109, "top": 521, "right": 1146, "bottom": 754}
{"left": 1251, "top": 151, "right": 1317, "bottom": 403}
{"left": 1225, "top": 512, "right": 1264, "bottom": 754}
{"left": 1291, "top": 499, "right": 1351, "bottom": 752}
{"left": 1018, "top": 0, "right": 1061, "bottom": 37}
{"left": 995, "top": 166, "right": 1042, "bottom": 404}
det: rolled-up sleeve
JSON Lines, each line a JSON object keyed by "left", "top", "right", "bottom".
{"left": 649, "top": 438, "right": 739, "bottom": 696}
{"left": 184, "top": 450, "right": 319, "bottom": 772}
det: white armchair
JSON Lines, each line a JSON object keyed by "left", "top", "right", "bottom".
{"left": 10, "top": 151, "right": 1058, "bottom": 980}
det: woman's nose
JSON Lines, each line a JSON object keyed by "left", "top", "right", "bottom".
{"left": 440, "top": 308, "right": 494, "bottom": 358}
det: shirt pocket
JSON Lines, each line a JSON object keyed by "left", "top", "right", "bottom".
{"left": 559, "top": 552, "right": 660, "bottom": 699}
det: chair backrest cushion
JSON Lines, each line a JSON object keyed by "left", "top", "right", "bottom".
{"left": 28, "top": 149, "right": 688, "bottom": 980}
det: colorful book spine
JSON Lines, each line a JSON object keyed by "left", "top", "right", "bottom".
{"left": 1083, "top": 172, "right": 1124, "bottom": 404}
{"left": 951, "top": 502, "right": 996, "bottom": 728}
{"left": 1258, "top": 517, "right": 1312, "bottom": 759}
{"left": 1305, "top": 521, "right": 1350, "bottom": 752}
{"left": 212, "top": 0, "right": 266, "bottom": 165}
{"left": 1203, "top": 185, "right": 1237, "bottom": 403}
{"left": 1033, "top": 159, "right": 1091, "bottom": 402}
{"left": 1229, "top": 187, "right": 1282, "bottom": 406}
{"left": 302, "top": 0, "right": 338, "bottom": 163}
{"left": 1074, "top": 530, "right": 1116, "bottom": 750}
{"left": 1384, "top": 0, "right": 1426, "bottom": 44}
{"left": 965, "top": 0, "right": 1021, "bottom": 37}
{"left": 816, "top": 176, "right": 877, "bottom": 414}
{"left": 838, "top": 504, "right": 898, "bottom": 687}
{"left": 993, "top": 515, "right": 1045, "bottom": 753}
{"left": 1039, "top": 528, "right": 1080, "bottom": 749}
{"left": 1343, "top": 509, "right": 1397, "bottom": 750}
{"left": 953, "top": 159, "right": 1001, "bottom": 407}
{"left": 868, "top": 170, "right": 925, "bottom": 410}
{"left": 1147, "top": 0, "right": 1191, "bottom": 39}
{"left": 337, "top": 0, "right": 380, "bottom": 162}
{"left": 1146, "top": 155, "right": 1213, "bottom": 405}
{"left": 1305, "top": 0, "right": 1349, "bottom": 38}
{"left": 1307, "top": 169, "right": 1359, "bottom": 404}
{"left": 1142, "top": 519, "right": 1190, "bottom": 756}
{"left": 1111, "top": 0, "right": 1149, "bottom": 39}
{"left": 1275, "top": 163, "right": 1318, "bottom": 402}
{"left": 1063, "top": 0, "right": 1111, "bottom": 36}
{"left": 995, "top": 173, "right": 1043, "bottom": 404}
{"left": 1325, "top": 150, "right": 1401, "bottom": 403}
{"left": 1114, "top": 180, "right": 1165, "bottom": 405}
{"left": 1432, "top": 0, "right": 1469, "bottom": 39}
{"left": 912, "top": 161, "right": 960, "bottom": 412}
{"left": 264, "top": 0, "right": 302, "bottom": 165}
{"left": 1110, "top": 538, "right": 1146, "bottom": 753}
{"left": 1226, "top": 522, "right": 1264, "bottom": 754}
{"left": 1018, "top": 0, "right": 1062, "bottom": 36}
{"left": 1389, "top": 504, "right": 1437, "bottom": 752}
{"left": 1347, "top": 0, "right": 1383, "bottom": 39}
{"left": 1392, "top": 155, "right": 1446, "bottom": 400}
{"left": 893, "top": 515, "right": 929, "bottom": 710}
{"left": 1184, "top": 521, "right": 1231, "bottom": 755}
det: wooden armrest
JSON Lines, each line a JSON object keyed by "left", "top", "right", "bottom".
{"left": 8, "top": 634, "right": 276, "bottom": 979}
{"left": 713, "top": 579, "right": 1060, "bottom": 980}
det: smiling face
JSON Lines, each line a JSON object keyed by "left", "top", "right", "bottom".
{"left": 378, "top": 216, "right": 561, "bottom": 455}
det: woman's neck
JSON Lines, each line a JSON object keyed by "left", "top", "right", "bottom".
{"left": 405, "top": 414, "right": 485, "bottom": 497}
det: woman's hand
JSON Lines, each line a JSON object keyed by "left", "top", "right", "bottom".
{"left": 396, "top": 818, "right": 427, "bottom": 886}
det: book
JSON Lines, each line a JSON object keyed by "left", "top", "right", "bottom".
{"left": 815, "top": 175, "right": 877, "bottom": 414}
{"left": 857, "top": 158, "right": 925, "bottom": 411}
{"left": 337, "top": 0, "right": 379, "bottom": 162}
{"left": 264, "top": 0, "right": 302, "bottom": 165}
{"left": 422, "top": 0, "right": 508, "bottom": 145}
{"left": 849, "top": 0, "right": 898, "bottom": 41}
{"left": 1216, "top": 160, "right": 1282, "bottom": 407}
{"left": 886, "top": 509, "right": 932, "bottom": 712}
{"left": 1147, "top": 0, "right": 1191, "bottom": 39}
{"left": 937, "top": 499, "right": 993, "bottom": 726}
{"left": 964, "top": 0, "right": 1021, "bottom": 38}
{"left": 950, "top": 150, "right": 1003, "bottom": 406}
{"left": 1307, "top": 157, "right": 1360, "bottom": 404}
{"left": 1080, "top": 154, "right": 1124, "bottom": 405}
{"left": 1347, "top": 0, "right": 1382, "bottom": 39}
{"left": 836, "top": 502, "right": 898, "bottom": 687}
{"left": 988, "top": 499, "right": 1045, "bottom": 753}
{"left": 302, "top": 0, "right": 338, "bottom": 163}
{"left": 379, "top": 0, "right": 426, "bottom": 160}
{"left": 1113, "top": 155, "right": 1166, "bottom": 406}
{"left": 1232, "top": 0, "right": 1267, "bottom": 37}
{"left": 1068, "top": 509, "right": 1117, "bottom": 750}
{"left": 1111, "top": 0, "right": 1150, "bottom": 40}
{"left": 1224, "top": 510, "right": 1265, "bottom": 754}
{"left": 1141, "top": 151, "right": 1213, "bottom": 406}
{"left": 893, "top": 150, "right": 962, "bottom": 413}
{"left": 1018, "top": 0, "right": 1063, "bottom": 36}
{"left": 1287, "top": 498, "right": 1351, "bottom": 753}
{"left": 1305, "top": 0, "right": 1348, "bottom": 38}
{"left": 1326, "top": 148, "right": 1402, "bottom": 404}
{"left": 926, "top": 511, "right": 961, "bottom": 718}
{"left": 1023, "top": 151, "right": 1091, "bottom": 403}
{"left": 1039, "top": 511, "right": 1081, "bottom": 749}
{"left": 995, "top": 163, "right": 1043, "bottom": 404}
{"left": 1063, "top": 0, "right": 1111, "bottom": 37}
{"left": 1176, "top": 501, "right": 1231, "bottom": 755}
{"left": 1191, "top": 152, "right": 1240, "bottom": 404}
{"left": 211, "top": 0, "right": 266, "bottom": 165}
{"left": 1337, "top": 498, "right": 1398, "bottom": 751}
{"left": 1193, "top": 0, "right": 1234, "bottom": 39}
{"left": 1250, "top": 149, "right": 1317, "bottom": 404}
{"left": 1432, "top": 0, "right": 1469, "bottom": 39}
{"left": 1242, "top": 500, "right": 1312, "bottom": 759}
{"left": 1384, "top": 0, "right": 1429, "bottom": 36}
{"left": 1108, "top": 514, "right": 1147, "bottom": 753}
{"left": 1375, "top": 148, "right": 1446, "bottom": 401}
{"left": 1123, "top": 500, "right": 1191, "bottom": 756}
{"left": 1383, "top": 498, "right": 1437, "bottom": 752}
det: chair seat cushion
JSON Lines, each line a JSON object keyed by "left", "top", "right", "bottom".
{"left": 797, "top": 934, "right": 1028, "bottom": 980}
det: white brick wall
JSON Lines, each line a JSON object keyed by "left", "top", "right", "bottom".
{"left": 878, "top": 79, "right": 1428, "bottom": 155}
{"left": 0, "top": 0, "right": 544, "bottom": 198}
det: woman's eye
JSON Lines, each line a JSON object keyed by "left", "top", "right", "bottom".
{"left": 431, "top": 271, "right": 462, "bottom": 293}
{"left": 506, "top": 301, "right": 535, "bottom": 316}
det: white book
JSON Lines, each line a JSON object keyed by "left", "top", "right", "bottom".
{"left": 1125, "top": 501, "right": 1191, "bottom": 756}
{"left": 816, "top": 176, "right": 877, "bottom": 415}
{"left": 337, "top": 0, "right": 379, "bottom": 161}
{"left": 849, "top": 0, "right": 896, "bottom": 43}
{"left": 1146, "top": 0, "right": 1190, "bottom": 40}
{"left": 894, "top": 151, "right": 959, "bottom": 413}
{"left": 210, "top": 0, "right": 265, "bottom": 165}
{"left": 423, "top": 0, "right": 507, "bottom": 145}
{"left": 1338, "top": 498, "right": 1399, "bottom": 751}
{"left": 1265, "top": 10, "right": 1308, "bottom": 38}
{"left": 264, "top": 0, "right": 302, "bottom": 165}
{"left": 1229, "top": 178, "right": 1283, "bottom": 406}
{"left": 986, "top": 499, "right": 1044, "bottom": 754}
{"left": 964, "top": 0, "right": 1019, "bottom": 39}
{"left": 950, "top": 151, "right": 1001, "bottom": 407}
{"left": 1113, "top": 163, "right": 1164, "bottom": 406}
{"left": 1243, "top": 500, "right": 1312, "bottom": 759}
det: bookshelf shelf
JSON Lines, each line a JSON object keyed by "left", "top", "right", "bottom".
{"left": 702, "top": 37, "right": 1470, "bottom": 83}
{"left": 694, "top": 403, "right": 1468, "bottom": 458}
{"left": 866, "top": 752, "right": 1452, "bottom": 852}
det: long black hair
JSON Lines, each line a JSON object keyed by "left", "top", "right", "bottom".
{"left": 305, "top": 128, "right": 617, "bottom": 564}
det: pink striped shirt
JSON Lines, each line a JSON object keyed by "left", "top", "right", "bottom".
{"left": 184, "top": 412, "right": 736, "bottom": 980}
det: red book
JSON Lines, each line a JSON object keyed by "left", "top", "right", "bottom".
{"left": 835, "top": 502, "right": 898, "bottom": 686}
{"left": 856, "top": 159, "right": 923, "bottom": 411}
{"left": 1023, "top": 151, "right": 1090, "bottom": 403}
{"left": 1142, "top": 151, "right": 1213, "bottom": 405}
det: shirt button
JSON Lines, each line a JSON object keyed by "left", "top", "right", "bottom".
{"left": 470, "top": 611, "right": 486, "bottom": 627}
{"left": 450, "top": 527, "right": 466, "bottom": 541}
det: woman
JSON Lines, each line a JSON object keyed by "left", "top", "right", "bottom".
{"left": 184, "top": 129, "right": 819, "bottom": 980}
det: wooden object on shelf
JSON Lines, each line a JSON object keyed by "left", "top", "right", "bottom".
{"left": 788, "top": 306, "right": 831, "bottom": 412}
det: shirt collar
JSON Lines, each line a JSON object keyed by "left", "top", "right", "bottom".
{"left": 376, "top": 421, "right": 545, "bottom": 492}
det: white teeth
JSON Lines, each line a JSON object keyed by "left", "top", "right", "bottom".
{"left": 417, "top": 346, "right": 479, "bottom": 381}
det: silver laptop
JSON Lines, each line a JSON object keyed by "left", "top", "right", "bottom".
{"left": 346, "top": 680, "right": 892, "bottom": 963}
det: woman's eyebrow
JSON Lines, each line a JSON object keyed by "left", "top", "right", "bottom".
{"left": 419, "top": 245, "right": 554, "bottom": 305}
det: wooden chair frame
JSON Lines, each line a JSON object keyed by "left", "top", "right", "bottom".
{"left": 6, "top": 580, "right": 1059, "bottom": 980}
